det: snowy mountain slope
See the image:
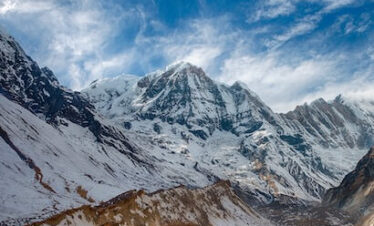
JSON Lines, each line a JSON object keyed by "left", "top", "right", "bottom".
{"left": 0, "top": 94, "right": 166, "bottom": 224}
{"left": 83, "top": 62, "right": 374, "bottom": 203}
{"left": 0, "top": 93, "right": 270, "bottom": 224}
{"left": 33, "top": 181, "right": 273, "bottom": 226}
{"left": 0, "top": 29, "right": 144, "bottom": 154}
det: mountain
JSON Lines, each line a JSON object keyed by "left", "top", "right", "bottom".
{"left": 323, "top": 147, "right": 374, "bottom": 222}
{"left": 84, "top": 62, "right": 275, "bottom": 138}
{"left": 32, "top": 181, "right": 272, "bottom": 226}
{"left": 83, "top": 62, "right": 374, "bottom": 203}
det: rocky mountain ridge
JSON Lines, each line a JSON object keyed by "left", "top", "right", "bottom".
{"left": 83, "top": 61, "right": 374, "bottom": 203}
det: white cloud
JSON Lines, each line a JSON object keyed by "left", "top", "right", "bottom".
{"left": 0, "top": 0, "right": 54, "bottom": 14}
{"left": 217, "top": 51, "right": 339, "bottom": 112}
{"left": 0, "top": 0, "right": 136, "bottom": 90}
{"left": 249, "top": 0, "right": 354, "bottom": 23}
{"left": 332, "top": 13, "right": 372, "bottom": 35}
{"left": 134, "top": 18, "right": 235, "bottom": 73}
{"left": 83, "top": 51, "right": 135, "bottom": 83}
{"left": 278, "top": 18, "right": 318, "bottom": 41}
{"left": 321, "top": 0, "right": 355, "bottom": 13}
{"left": 251, "top": 0, "right": 296, "bottom": 21}
{"left": 266, "top": 16, "right": 319, "bottom": 48}
{"left": 260, "top": 0, "right": 360, "bottom": 50}
{"left": 180, "top": 47, "right": 222, "bottom": 69}
{"left": 288, "top": 74, "right": 374, "bottom": 112}
{"left": 0, "top": 0, "right": 15, "bottom": 14}
{"left": 217, "top": 43, "right": 374, "bottom": 112}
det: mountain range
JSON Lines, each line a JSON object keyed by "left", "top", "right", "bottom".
{"left": 1, "top": 29, "right": 374, "bottom": 225}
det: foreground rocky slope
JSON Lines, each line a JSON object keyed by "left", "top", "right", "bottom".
{"left": 33, "top": 181, "right": 271, "bottom": 226}
{"left": 323, "top": 147, "right": 374, "bottom": 223}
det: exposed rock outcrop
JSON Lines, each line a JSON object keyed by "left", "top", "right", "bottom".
{"left": 323, "top": 147, "right": 374, "bottom": 220}
{"left": 33, "top": 181, "right": 271, "bottom": 226}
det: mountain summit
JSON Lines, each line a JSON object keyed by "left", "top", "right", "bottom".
{"left": 84, "top": 61, "right": 275, "bottom": 139}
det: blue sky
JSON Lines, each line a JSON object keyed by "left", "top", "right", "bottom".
{"left": 0, "top": 0, "right": 373, "bottom": 112}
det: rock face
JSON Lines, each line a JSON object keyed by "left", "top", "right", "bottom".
{"left": 83, "top": 61, "right": 374, "bottom": 203}
{"left": 323, "top": 147, "right": 374, "bottom": 218}
{"left": 0, "top": 31, "right": 92, "bottom": 127}
{"left": 281, "top": 96, "right": 374, "bottom": 150}
{"left": 357, "top": 212, "right": 374, "bottom": 226}
{"left": 32, "top": 181, "right": 271, "bottom": 226}
{"left": 0, "top": 30, "right": 149, "bottom": 152}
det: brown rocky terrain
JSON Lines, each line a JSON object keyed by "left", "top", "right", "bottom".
{"left": 323, "top": 147, "right": 374, "bottom": 223}
{"left": 32, "top": 181, "right": 271, "bottom": 226}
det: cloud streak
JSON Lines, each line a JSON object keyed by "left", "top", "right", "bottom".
{"left": 250, "top": 0, "right": 296, "bottom": 21}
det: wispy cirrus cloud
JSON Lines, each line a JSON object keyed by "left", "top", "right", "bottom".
{"left": 321, "top": 0, "right": 355, "bottom": 12}
{"left": 218, "top": 51, "right": 337, "bottom": 111}
{"left": 250, "top": 0, "right": 296, "bottom": 22}
{"left": 218, "top": 44, "right": 374, "bottom": 112}
{"left": 266, "top": 15, "right": 320, "bottom": 49}
{"left": 0, "top": 0, "right": 140, "bottom": 89}
{"left": 0, "top": 0, "right": 54, "bottom": 14}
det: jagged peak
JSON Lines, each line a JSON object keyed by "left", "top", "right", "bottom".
{"left": 84, "top": 74, "right": 139, "bottom": 89}
{"left": 136, "top": 62, "right": 208, "bottom": 89}
{"left": 334, "top": 94, "right": 345, "bottom": 104}
{"left": 230, "top": 81, "right": 263, "bottom": 100}
{"left": 165, "top": 61, "right": 197, "bottom": 71}
{"left": 162, "top": 61, "right": 207, "bottom": 78}
{"left": 287, "top": 95, "right": 343, "bottom": 114}
{"left": 0, "top": 27, "right": 14, "bottom": 42}
{"left": 231, "top": 81, "right": 249, "bottom": 90}
{"left": 98, "top": 74, "right": 138, "bottom": 83}
{"left": 311, "top": 97, "right": 327, "bottom": 105}
{"left": 41, "top": 67, "right": 59, "bottom": 84}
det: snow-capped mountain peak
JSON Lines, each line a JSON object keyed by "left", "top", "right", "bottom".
{"left": 83, "top": 62, "right": 277, "bottom": 139}
{"left": 82, "top": 61, "right": 374, "bottom": 204}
